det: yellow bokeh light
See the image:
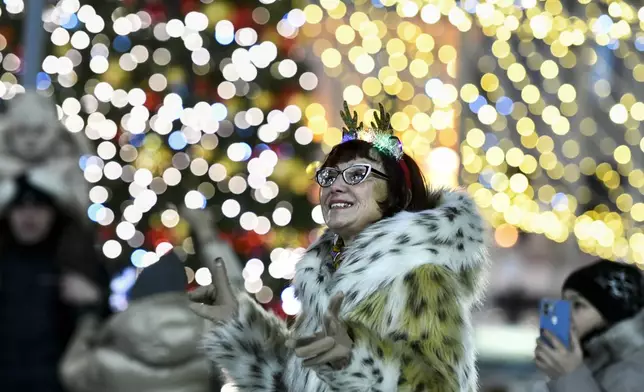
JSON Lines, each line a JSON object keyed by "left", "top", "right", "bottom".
{"left": 557, "top": 84, "right": 576, "bottom": 103}
{"left": 631, "top": 203, "right": 644, "bottom": 222}
{"left": 335, "top": 25, "right": 355, "bottom": 44}
{"left": 390, "top": 112, "right": 410, "bottom": 131}
{"left": 609, "top": 104, "right": 628, "bottom": 124}
{"left": 415, "top": 33, "right": 435, "bottom": 52}
{"left": 362, "top": 77, "right": 382, "bottom": 97}
{"left": 460, "top": 84, "right": 479, "bottom": 103}
{"left": 507, "top": 63, "right": 527, "bottom": 82}
{"left": 491, "top": 173, "right": 509, "bottom": 192}
{"left": 321, "top": 48, "right": 342, "bottom": 68}
{"left": 506, "top": 147, "right": 524, "bottom": 167}
{"left": 634, "top": 64, "right": 644, "bottom": 82}
{"left": 521, "top": 85, "right": 541, "bottom": 104}
{"left": 614, "top": 145, "right": 632, "bottom": 165}
{"left": 540, "top": 60, "right": 559, "bottom": 79}
{"left": 629, "top": 102, "right": 644, "bottom": 121}
{"left": 342, "top": 85, "right": 363, "bottom": 105}
{"left": 478, "top": 105, "right": 498, "bottom": 125}
{"left": 304, "top": 5, "right": 324, "bottom": 24}
{"left": 486, "top": 146, "right": 505, "bottom": 166}
{"left": 323, "top": 126, "right": 342, "bottom": 146}
{"left": 616, "top": 194, "right": 633, "bottom": 212}
{"left": 409, "top": 59, "right": 429, "bottom": 78}
{"left": 438, "top": 45, "right": 457, "bottom": 63}
{"left": 481, "top": 73, "right": 500, "bottom": 92}
{"left": 510, "top": 173, "right": 529, "bottom": 193}
{"left": 516, "top": 117, "right": 535, "bottom": 136}
{"left": 411, "top": 112, "right": 431, "bottom": 132}
{"left": 466, "top": 128, "right": 485, "bottom": 148}
{"left": 562, "top": 140, "right": 580, "bottom": 158}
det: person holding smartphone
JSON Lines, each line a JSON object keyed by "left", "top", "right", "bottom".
{"left": 534, "top": 259, "right": 644, "bottom": 391}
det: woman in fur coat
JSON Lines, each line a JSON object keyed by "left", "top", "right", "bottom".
{"left": 189, "top": 103, "right": 489, "bottom": 392}
{"left": 535, "top": 259, "right": 644, "bottom": 392}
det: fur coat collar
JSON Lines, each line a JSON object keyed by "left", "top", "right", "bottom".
{"left": 294, "top": 189, "right": 487, "bottom": 326}
{"left": 585, "top": 309, "right": 644, "bottom": 372}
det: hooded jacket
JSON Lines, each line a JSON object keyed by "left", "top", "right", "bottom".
{"left": 60, "top": 293, "right": 214, "bottom": 392}
{"left": 203, "top": 189, "right": 489, "bottom": 391}
{"left": 546, "top": 309, "right": 644, "bottom": 392}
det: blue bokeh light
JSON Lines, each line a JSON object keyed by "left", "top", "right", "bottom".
{"left": 78, "top": 154, "right": 91, "bottom": 170}
{"left": 113, "top": 35, "right": 132, "bottom": 52}
{"left": 469, "top": 95, "right": 487, "bottom": 113}
{"left": 130, "top": 249, "right": 147, "bottom": 268}
{"left": 211, "top": 103, "right": 228, "bottom": 121}
{"left": 239, "top": 143, "right": 253, "bottom": 161}
{"left": 36, "top": 72, "right": 51, "bottom": 90}
{"left": 111, "top": 267, "right": 137, "bottom": 294}
{"left": 130, "top": 134, "right": 145, "bottom": 148}
{"left": 168, "top": 131, "right": 187, "bottom": 150}
{"left": 551, "top": 192, "right": 568, "bottom": 209}
{"left": 496, "top": 96, "right": 514, "bottom": 116}
{"left": 215, "top": 29, "right": 234, "bottom": 45}
{"left": 482, "top": 132, "right": 499, "bottom": 151}
{"left": 87, "top": 203, "right": 104, "bottom": 222}
{"left": 635, "top": 37, "right": 644, "bottom": 52}
{"left": 62, "top": 13, "right": 79, "bottom": 30}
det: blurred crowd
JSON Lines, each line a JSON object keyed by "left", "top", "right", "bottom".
{"left": 1, "top": 91, "right": 643, "bottom": 392}
{"left": 0, "top": 92, "right": 228, "bottom": 392}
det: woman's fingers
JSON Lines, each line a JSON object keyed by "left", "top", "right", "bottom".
{"left": 189, "top": 302, "right": 236, "bottom": 323}
{"left": 302, "top": 346, "right": 348, "bottom": 367}
{"left": 294, "top": 336, "right": 335, "bottom": 359}
{"left": 206, "top": 258, "right": 235, "bottom": 303}
{"left": 187, "top": 285, "right": 215, "bottom": 304}
{"left": 287, "top": 332, "right": 326, "bottom": 349}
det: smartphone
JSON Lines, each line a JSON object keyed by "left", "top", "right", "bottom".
{"left": 539, "top": 299, "right": 571, "bottom": 349}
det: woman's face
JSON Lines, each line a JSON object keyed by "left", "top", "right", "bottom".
{"left": 9, "top": 125, "right": 52, "bottom": 161}
{"left": 9, "top": 204, "right": 56, "bottom": 245}
{"left": 319, "top": 158, "right": 388, "bottom": 242}
{"left": 563, "top": 289, "right": 607, "bottom": 339}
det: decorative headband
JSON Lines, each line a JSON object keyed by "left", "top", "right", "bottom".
{"left": 339, "top": 101, "right": 404, "bottom": 161}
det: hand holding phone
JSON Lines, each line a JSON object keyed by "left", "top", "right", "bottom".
{"left": 539, "top": 299, "right": 571, "bottom": 349}
{"left": 536, "top": 299, "right": 584, "bottom": 379}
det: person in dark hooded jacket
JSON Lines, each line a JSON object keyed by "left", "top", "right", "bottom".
{"left": 534, "top": 259, "right": 644, "bottom": 392}
{"left": 0, "top": 176, "right": 107, "bottom": 392}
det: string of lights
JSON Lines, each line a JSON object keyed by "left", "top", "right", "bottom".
{"left": 299, "top": 0, "right": 643, "bottom": 264}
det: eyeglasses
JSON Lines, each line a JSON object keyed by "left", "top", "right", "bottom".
{"left": 315, "top": 164, "right": 389, "bottom": 188}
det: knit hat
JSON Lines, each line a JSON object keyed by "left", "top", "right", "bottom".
{"left": 128, "top": 252, "right": 187, "bottom": 302}
{"left": 8, "top": 176, "right": 57, "bottom": 208}
{"left": 563, "top": 259, "right": 644, "bottom": 324}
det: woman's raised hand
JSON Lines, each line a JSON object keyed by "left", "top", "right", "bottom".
{"left": 180, "top": 205, "right": 216, "bottom": 243}
{"left": 188, "top": 257, "right": 238, "bottom": 323}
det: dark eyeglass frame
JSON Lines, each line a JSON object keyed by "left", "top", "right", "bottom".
{"left": 315, "top": 163, "right": 389, "bottom": 188}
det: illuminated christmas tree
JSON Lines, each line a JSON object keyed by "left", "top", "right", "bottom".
{"left": 0, "top": 0, "right": 322, "bottom": 311}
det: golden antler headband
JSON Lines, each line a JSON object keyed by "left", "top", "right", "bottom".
{"left": 339, "top": 101, "right": 404, "bottom": 161}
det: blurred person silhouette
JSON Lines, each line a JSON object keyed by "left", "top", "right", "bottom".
{"left": 59, "top": 242, "right": 228, "bottom": 391}
{"left": 0, "top": 176, "right": 108, "bottom": 392}
{"left": 0, "top": 90, "right": 92, "bottom": 216}
{"left": 534, "top": 259, "right": 644, "bottom": 391}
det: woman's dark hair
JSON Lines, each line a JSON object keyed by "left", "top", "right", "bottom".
{"left": 321, "top": 140, "right": 435, "bottom": 218}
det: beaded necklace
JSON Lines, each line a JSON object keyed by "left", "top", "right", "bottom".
{"left": 329, "top": 235, "right": 345, "bottom": 271}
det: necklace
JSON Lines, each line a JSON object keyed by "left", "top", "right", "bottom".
{"left": 330, "top": 235, "right": 345, "bottom": 271}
